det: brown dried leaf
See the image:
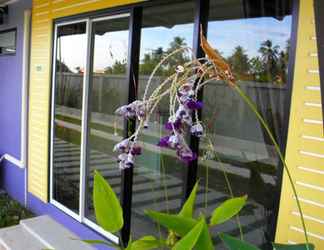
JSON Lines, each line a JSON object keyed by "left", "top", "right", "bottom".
{"left": 200, "top": 30, "right": 236, "bottom": 86}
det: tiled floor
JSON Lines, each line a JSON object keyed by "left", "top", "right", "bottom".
{"left": 52, "top": 138, "right": 267, "bottom": 248}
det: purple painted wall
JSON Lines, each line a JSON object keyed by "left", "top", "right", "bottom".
{"left": 0, "top": 2, "right": 113, "bottom": 249}
{"left": 0, "top": 0, "right": 30, "bottom": 204}
{"left": 1, "top": 162, "right": 25, "bottom": 204}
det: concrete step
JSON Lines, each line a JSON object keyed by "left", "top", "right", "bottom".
{"left": 20, "top": 216, "right": 95, "bottom": 250}
{"left": 0, "top": 225, "right": 46, "bottom": 250}
{"left": 0, "top": 216, "right": 96, "bottom": 250}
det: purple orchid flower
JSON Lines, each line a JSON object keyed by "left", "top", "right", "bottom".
{"left": 115, "top": 105, "right": 135, "bottom": 118}
{"left": 157, "top": 136, "right": 170, "bottom": 148}
{"left": 173, "top": 105, "right": 193, "bottom": 126}
{"left": 178, "top": 83, "right": 194, "bottom": 96}
{"left": 117, "top": 152, "right": 135, "bottom": 170}
{"left": 185, "top": 100, "right": 203, "bottom": 110}
{"left": 178, "top": 84, "right": 195, "bottom": 105}
{"left": 179, "top": 95, "right": 190, "bottom": 104}
{"left": 182, "top": 114, "right": 192, "bottom": 126}
{"left": 175, "top": 105, "right": 190, "bottom": 119}
{"left": 168, "top": 134, "right": 182, "bottom": 149}
{"left": 191, "top": 123, "right": 204, "bottom": 137}
{"left": 130, "top": 145, "right": 142, "bottom": 155}
{"left": 115, "top": 100, "right": 146, "bottom": 120}
{"left": 165, "top": 119, "right": 182, "bottom": 131}
{"left": 177, "top": 147, "right": 197, "bottom": 164}
{"left": 130, "top": 100, "right": 146, "bottom": 119}
{"left": 113, "top": 139, "right": 130, "bottom": 153}
{"left": 118, "top": 153, "right": 128, "bottom": 162}
{"left": 117, "top": 153, "right": 128, "bottom": 170}
{"left": 124, "top": 153, "right": 135, "bottom": 168}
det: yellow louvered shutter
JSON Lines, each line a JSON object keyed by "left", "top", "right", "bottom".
{"left": 276, "top": 0, "right": 324, "bottom": 247}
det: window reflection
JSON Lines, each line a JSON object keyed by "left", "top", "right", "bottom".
{"left": 131, "top": 1, "right": 195, "bottom": 239}
{"left": 53, "top": 22, "right": 87, "bottom": 213}
{"left": 198, "top": 0, "right": 292, "bottom": 248}
{"left": 85, "top": 16, "right": 130, "bottom": 223}
{"left": 50, "top": 1, "right": 293, "bottom": 245}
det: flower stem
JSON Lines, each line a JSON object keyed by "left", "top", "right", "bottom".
{"left": 234, "top": 85, "right": 310, "bottom": 247}
{"left": 161, "top": 155, "right": 170, "bottom": 213}
{"left": 143, "top": 47, "right": 193, "bottom": 101}
{"left": 206, "top": 137, "right": 244, "bottom": 241}
{"left": 205, "top": 161, "right": 209, "bottom": 210}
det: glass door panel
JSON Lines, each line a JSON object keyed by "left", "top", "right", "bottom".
{"left": 198, "top": 0, "right": 292, "bottom": 248}
{"left": 52, "top": 22, "right": 88, "bottom": 213}
{"left": 85, "top": 15, "right": 130, "bottom": 222}
{"left": 132, "top": 1, "right": 195, "bottom": 239}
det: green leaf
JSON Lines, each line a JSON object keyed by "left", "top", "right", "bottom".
{"left": 82, "top": 239, "right": 118, "bottom": 248}
{"left": 125, "top": 237, "right": 133, "bottom": 250}
{"left": 93, "top": 170, "right": 123, "bottom": 233}
{"left": 219, "top": 233, "right": 261, "bottom": 250}
{"left": 272, "top": 243, "right": 315, "bottom": 250}
{"left": 210, "top": 195, "right": 247, "bottom": 226}
{"left": 131, "top": 236, "right": 165, "bottom": 250}
{"left": 195, "top": 218, "right": 214, "bottom": 250}
{"left": 172, "top": 219, "right": 204, "bottom": 250}
{"left": 145, "top": 210, "right": 197, "bottom": 236}
{"left": 179, "top": 182, "right": 199, "bottom": 218}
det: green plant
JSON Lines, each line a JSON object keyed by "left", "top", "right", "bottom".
{"left": 84, "top": 34, "right": 314, "bottom": 250}
{"left": 0, "top": 192, "right": 34, "bottom": 228}
{"left": 88, "top": 171, "right": 313, "bottom": 250}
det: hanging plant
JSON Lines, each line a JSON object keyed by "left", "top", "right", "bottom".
{"left": 83, "top": 33, "right": 314, "bottom": 250}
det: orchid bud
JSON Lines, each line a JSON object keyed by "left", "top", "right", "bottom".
{"left": 191, "top": 123, "right": 204, "bottom": 137}
{"left": 168, "top": 134, "right": 181, "bottom": 148}
{"left": 114, "top": 139, "right": 130, "bottom": 153}
{"left": 125, "top": 153, "right": 134, "bottom": 168}
{"left": 118, "top": 153, "right": 128, "bottom": 162}
{"left": 115, "top": 105, "right": 128, "bottom": 116}
{"left": 175, "top": 65, "right": 185, "bottom": 73}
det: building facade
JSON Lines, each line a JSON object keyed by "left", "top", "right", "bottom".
{"left": 0, "top": 0, "right": 323, "bottom": 249}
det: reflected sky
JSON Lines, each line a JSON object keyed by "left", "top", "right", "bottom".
{"left": 58, "top": 15, "right": 292, "bottom": 72}
{"left": 208, "top": 16, "right": 291, "bottom": 57}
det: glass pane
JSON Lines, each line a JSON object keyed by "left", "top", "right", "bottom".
{"left": 85, "top": 15, "right": 130, "bottom": 222}
{"left": 198, "top": 0, "right": 292, "bottom": 248}
{"left": 0, "top": 30, "right": 16, "bottom": 55}
{"left": 52, "top": 22, "right": 87, "bottom": 213}
{"left": 131, "top": 1, "right": 195, "bottom": 239}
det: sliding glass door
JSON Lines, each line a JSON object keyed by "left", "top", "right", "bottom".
{"left": 51, "top": 21, "right": 87, "bottom": 215}
{"left": 84, "top": 14, "right": 130, "bottom": 223}
{"left": 50, "top": 14, "right": 130, "bottom": 241}
{"left": 50, "top": 0, "right": 294, "bottom": 247}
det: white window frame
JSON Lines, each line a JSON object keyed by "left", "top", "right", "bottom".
{"left": 50, "top": 13, "right": 130, "bottom": 244}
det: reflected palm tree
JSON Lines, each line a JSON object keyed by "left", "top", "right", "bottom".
{"left": 259, "top": 40, "right": 279, "bottom": 82}
{"left": 166, "top": 37, "right": 189, "bottom": 70}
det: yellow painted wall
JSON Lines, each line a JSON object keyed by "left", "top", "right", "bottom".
{"left": 275, "top": 0, "right": 324, "bottom": 247}
{"left": 28, "top": 0, "right": 144, "bottom": 202}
